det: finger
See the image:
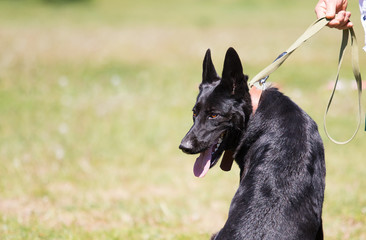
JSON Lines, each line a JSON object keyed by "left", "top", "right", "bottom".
{"left": 325, "top": 0, "right": 337, "bottom": 19}
{"left": 336, "top": 22, "right": 353, "bottom": 30}
{"left": 327, "top": 19, "right": 340, "bottom": 28}
{"left": 337, "top": 19, "right": 353, "bottom": 30}
{"left": 340, "top": 0, "right": 348, "bottom": 11}
{"left": 337, "top": 21, "right": 349, "bottom": 29}
{"left": 345, "top": 10, "right": 351, "bottom": 17}
{"left": 335, "top": 10, "right": 346, "bottom": 21}
{"left": 315, "top": 7, "right": 326, "bottom": 19}
{"left": 315, "top": 0, "right": 327, "bottom": 18}
{"left": 337, "top": 11, "right": 352, "bottom": 27}
{"left": 346, "top": 20, "right": 354, "bottom": 28}
{"left": 331, "top": 11, "right": 353, "bottom": 29}
{"left": 343, "top": 11, "right": 351, "bottom": 23}
{"left": 333, "top": 10, "right": 347, "bottom": 26}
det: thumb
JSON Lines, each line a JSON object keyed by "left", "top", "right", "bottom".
{"left": 325, "top": 0, "right": 336, "bottom": 19}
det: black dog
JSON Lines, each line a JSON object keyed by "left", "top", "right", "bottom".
{"left": 179, "top": 48, "right": 325, "bottom": 239}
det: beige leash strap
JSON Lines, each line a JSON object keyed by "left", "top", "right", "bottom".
{"left": 324, "top": 27, "right": 362, "bottom": 144}
{"left": 248, "top": 17, "right": 363, "bottom": 144}
{"left": 249, "top": 17, "right": 330, "bottom": 88}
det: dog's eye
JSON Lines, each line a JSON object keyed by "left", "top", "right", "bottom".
{"left": 209, "top": 114, "right": 219, "bottom": 119}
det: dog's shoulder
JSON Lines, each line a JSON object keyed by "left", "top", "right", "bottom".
{"left": 235, "top": 87, "right": 323, "bottom": 165}
{"left": 257, "top": 87, "right": 305, "bottom": 122}
{"left": 250, "top": 87, "right": 318, "bottom": 138}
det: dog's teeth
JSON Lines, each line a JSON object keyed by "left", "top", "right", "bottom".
{"left": 213, "top": 135, "right": 224, "bottom": 155}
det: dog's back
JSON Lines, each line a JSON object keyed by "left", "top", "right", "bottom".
{"left": 214, "top": 88, "right": 325, "bottom": 240}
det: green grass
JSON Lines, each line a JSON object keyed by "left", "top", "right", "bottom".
{"left": 0, "top": 0, "right": 365, "bottom": 239}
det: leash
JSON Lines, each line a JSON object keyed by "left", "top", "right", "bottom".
{"left": 248, "top": 17, "right": 363, "bottom": 145}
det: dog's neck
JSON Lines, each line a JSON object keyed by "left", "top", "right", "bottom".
{"left": 233, "top": 116, "right": 253, "bottom": 179}
{"left": 232, "top": 88, "right": 260, "bottom": 178}
{"left": 250, "top": 86, "right": 263, "bottom": 114}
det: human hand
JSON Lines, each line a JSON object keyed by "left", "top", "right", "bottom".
{"left": 315, "top": 0, "right": 353, "bottom": 29}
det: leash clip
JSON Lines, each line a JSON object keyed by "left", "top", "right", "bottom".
{"left": 259, "top": 76, "right": 268, "bottom": 86}
{"left": 253, "top": 51, "right": 287, "bottom": 90}
{"left": 253, "top": 76, "right": 269, "bottom": 90}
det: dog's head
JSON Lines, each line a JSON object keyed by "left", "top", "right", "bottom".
{"left": 179, "top": 47, "right": 252, "bottom": 177}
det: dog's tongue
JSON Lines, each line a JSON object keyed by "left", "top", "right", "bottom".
{"left": 193, "top": 146, "right": 213, "bottom": 178}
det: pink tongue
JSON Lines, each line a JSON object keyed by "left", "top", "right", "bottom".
{"left": 193, "top": 146, "right": 213, "bottom": 178}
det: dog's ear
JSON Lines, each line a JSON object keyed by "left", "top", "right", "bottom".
{"left": 221, "top": 47, "right": 249, "bottom": 95}
{"left": 202, "top": 49, "right": 220, "bottom": 84}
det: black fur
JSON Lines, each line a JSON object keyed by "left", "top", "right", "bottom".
{"left": 179, "top": 48, "right": 325, "bottom": 239}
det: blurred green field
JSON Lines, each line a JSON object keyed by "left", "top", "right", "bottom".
{"left": 0, "top": 0, "right": 365, "bottom": 239}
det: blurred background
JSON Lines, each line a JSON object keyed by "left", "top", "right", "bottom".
{"left": 0, "top": 0, "right": 365, "bottom": 239}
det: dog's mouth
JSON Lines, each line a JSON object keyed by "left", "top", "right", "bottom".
{"left": 193, "top": 132, "right": 227, "bottom": 178}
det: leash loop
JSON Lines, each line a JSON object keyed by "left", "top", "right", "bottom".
{"left": 323, "top": 28, "right": 363, "bottom": 144}
{"left": 248, "top": 17, "right": 363, "bottom": 144}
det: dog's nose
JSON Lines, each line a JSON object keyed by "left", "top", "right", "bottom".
{"left": 179, "top": 140, "right": 194, "bottom": 154}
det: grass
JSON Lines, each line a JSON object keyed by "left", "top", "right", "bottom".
{"left": 0, "top": 0, "right": 365, "bottom": 239}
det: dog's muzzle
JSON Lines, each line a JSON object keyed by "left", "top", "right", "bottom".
{"left": 179, "top": 139, "right": 195, "bottom": 154}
